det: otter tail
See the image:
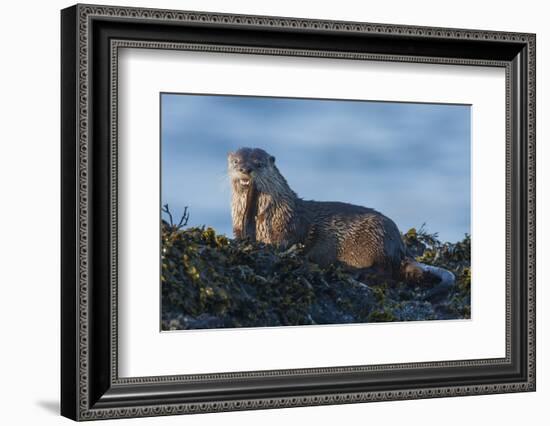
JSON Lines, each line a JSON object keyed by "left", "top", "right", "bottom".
{"left": 401, "top": 258, "right": 455, "bottom": 287}
{"left": 416, "top": 262, "right": 455, "bottom": 287}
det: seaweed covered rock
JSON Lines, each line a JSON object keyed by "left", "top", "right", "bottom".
{"left": 161, "top": 222, "right": 471, "bottom": 330}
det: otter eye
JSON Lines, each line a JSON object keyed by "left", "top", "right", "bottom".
{"left": 232, "top": 159, "right": 238, "bottom": 165}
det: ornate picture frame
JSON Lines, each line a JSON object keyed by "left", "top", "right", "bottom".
{"left": 61, "top": 4, "right": 536, "bottom": 421}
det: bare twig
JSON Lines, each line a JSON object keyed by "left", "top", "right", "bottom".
{"left": 177, "top": 206, "right": 190, "bottom": 228}
{"left": 162, "top": 204, "right": 174, "bottom": 227}
{"left": 162, "top": 204, "right": 189, "bottom": 230}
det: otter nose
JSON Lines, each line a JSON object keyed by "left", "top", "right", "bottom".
{"left": 239, "top": 167, "right": 252, "bottom": 174}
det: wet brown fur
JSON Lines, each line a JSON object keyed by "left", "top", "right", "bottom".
{"left": 228, "top": 147, "right": 431, "bottom": 281}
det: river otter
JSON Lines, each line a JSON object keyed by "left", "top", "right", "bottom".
{"left": 228, "top": 147, "right": 454, "bottom": 286}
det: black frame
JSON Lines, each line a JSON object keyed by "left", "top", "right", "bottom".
{"left": 61, "top": 4, "right": 536, "bottom": 421}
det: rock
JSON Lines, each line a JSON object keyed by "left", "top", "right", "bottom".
{"left": 161, "top": 223, "right": 471, "bottom": 330}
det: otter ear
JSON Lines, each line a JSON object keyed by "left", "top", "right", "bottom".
{"left": 269, "top": 155, "right": 276, "bottom": 164}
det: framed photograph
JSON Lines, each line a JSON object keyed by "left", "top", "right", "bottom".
{"left": 61, "top": 4, "right": 536, "bottom": 421}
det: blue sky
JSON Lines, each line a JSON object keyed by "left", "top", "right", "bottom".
{"left": 161, "top": 93, "right": 470, "bottom": 243}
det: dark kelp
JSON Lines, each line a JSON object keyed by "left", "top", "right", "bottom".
{"left": 161, "top": 221, "right": 471, "bottom": 330}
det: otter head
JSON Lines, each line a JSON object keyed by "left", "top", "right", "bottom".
{"left": 228, "top": 147, "right": 276, "bottom": 194}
